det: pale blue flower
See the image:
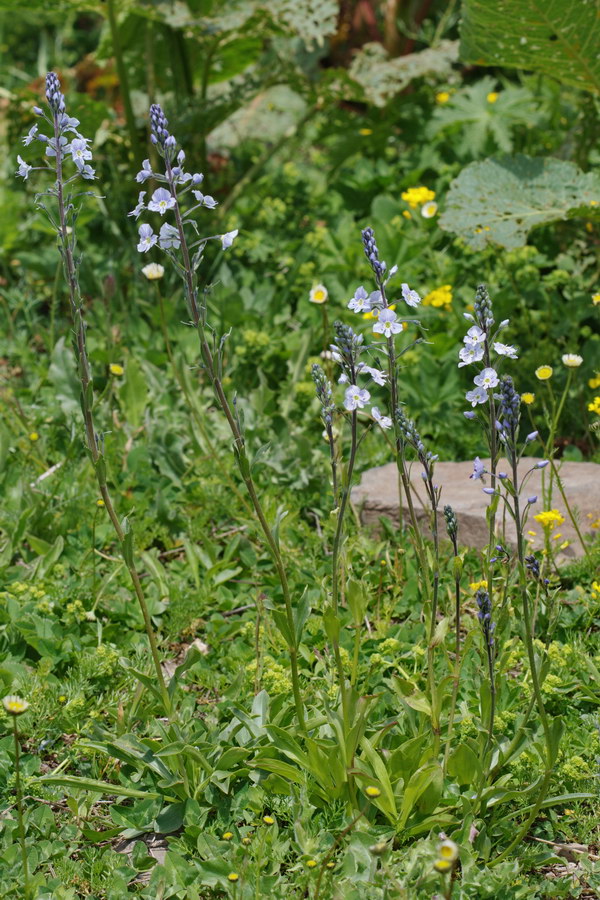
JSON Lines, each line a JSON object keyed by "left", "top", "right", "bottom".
{"left": 526, "top": 431, "right": 538, "bottom": 442}
{"left": 458, "top": 344, "right": 484, "bottom": 367}
{"left": 361, "top": 365, "right": 387, "bottom": 386}
{"left": 70, "top": 138, "right": 92, "bottom": 171}
{"left": 348, "top": 286, "right": 370, "bottom": 313}
{"left": 344, "top": 384, "right": 370, "bottom": 411}
{"left": 192, "top": 173, "right": 204, "bottom": 184}
{"left": 221, "top": 230, "right": 238, "bottom": 249}
{"left": 137, "top": 224, "right": 157, "bottom": 253}
{"left": 158, "top": 223, "right": 180, "bottom": 250}
{"left": 148, "top": 188, "right": 176, "bottom": 215}
{"left": 372, "top": 406, "right": 392, "bottom": 429}
{"left": 373, "top": 308, "right": 402, "bottom": 337}
{"left": 136, "top": 159, "right": 153, "bottom": 183}
{"left": 470, "top": 457, "right": 485, "bottom": 480}
{"left": 192, "top": 191, "right": 218, "bottom": 209}
{"left": 465, "top": 386, "right": 488, "bottom": 406}
{"left": 493, "top": 341, "right": 518, "bottom": 358}
{"left": 534, "top": 460, "right": 549, "bottom": 469}
{"left": 464, "top": 325, "right": 485, "bottom": 344}
{"left": 128, "top": 191, "right": 146, "bottom": 219}
{"left": 401, "top": 282, "right": 421, "bottom": 307}
{"left": 16, "top": 155, "right": 32, "bottom": 179}
{"left": 474, "top": 367, "right": 499, "bottom": 389}
{"left": 45, "top": 136, "right": 68, "bottom": 158}
{"left": 80, "top": 164, "right": 95, "bottom": 180}
{"left": 22, "top": 125, "right": 39, "bottom": 145}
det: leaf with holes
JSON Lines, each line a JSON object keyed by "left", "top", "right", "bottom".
{"left": 460, "top": 0, "right": 600, "bottom": 95}
{"left": 439, "top": 155, "right": 600, "bottom": 249}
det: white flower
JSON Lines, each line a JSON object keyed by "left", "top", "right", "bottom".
{"left": 148, "top": 188, "right": 176, "bottom": 215}
{"left": 562, "top": 353, "right": 583, "bottom": 368}
{"left": 221, "top": 229, "right": 238, "bottom": 249}
{"left": 464, "top": 325, "right": 485, "bottom": 344}
{"left": 373, "top": 308, "right": 403, "bottom": 337}
{"left": 348, "top": 286, "right": 370, "bottom": 313}
{"left": 16, "top": 155, "right": 32, "bottom": 180}
{"left": 474, "top": 367, "right": 499, "bottom": 389}
{"left": 458, "top": 344, "right": 484, "bottom": 367}
{"left": 128, "top": 191, "right": 146, "bottom": 219}
{"left": 420, "top": 201, "right": 438, "bottom": 218}
{"left": 344, "top": 385, "right": 370, "bottom": 411}
{"left": 309, "top": 284, "right": 328, "bottom": 304}
{"left": 465, "top": 386, "right": 488, "bottom": 406}
{"left": 493, "top": 341, "right": 518, "bottom": 359}
{"left": 372, "top": 406, "right": 392, "bottom": 429}
{"left": 137, "top": 224, "right": 157, "bottom": 253}
{"left": 70, "top": 138, "right": 92, "bottom": 171}
{"left": 401, "top": 283, "right": 421, "bottom": 307}
{"left": 22, "top": 125, "right": 38, "bottom": 146}
{"left": 361, "top": 365, "right": 387, "bottom": 386}
{"left": 141, "top": 262, "right": 165, "bottom": 280}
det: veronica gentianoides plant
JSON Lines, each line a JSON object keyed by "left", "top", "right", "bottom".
{"left": 15, "top": 74, "right": 171, "bottom": 716}
{"left": 131, "top": 104, "right": 306, "bottom": 731}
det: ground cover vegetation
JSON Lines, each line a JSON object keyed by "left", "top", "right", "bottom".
{"left": 1, "top": 0, "right": 600, "bottom": 897}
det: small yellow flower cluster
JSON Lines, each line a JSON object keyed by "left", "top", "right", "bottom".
{"left": 521, "top": 392, "right": 535, "bottom": 405}
{"left": 588, "top": 396, "right": 600, "bottom": 415}
{"left": 422, "top": 284, "right": 452, "bottom": 308}
{"left": 589, "top": 374, "right": 600, "bottom": 390}
{"left": 533, "top": 509, "right": 565, "bottom": 530}
{"left": 591, "top": 581, "right": 600, "bottom": 600}
{"left": 401, "top": 186, "right": 435, "bottom": 209}
{"left": 469, "top": 579, "right": 487, "bottom": 591}
{"left": 433, "top": 838, "right": 459, "bottom": 874}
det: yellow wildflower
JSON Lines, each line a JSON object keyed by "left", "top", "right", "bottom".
{"left": 227, "top": 872, "right": 239, "bottom": 882}
{"left": 359, "top": 128, "right": 373, "bottom": 135}
{"left": 306, "top": 859, "right": 318, "bottom": 868}
{"left": 402, "top": 210, "right": 412, "bottom": 219}
{"left": 422, "top": 284, "right": 452, "bottom": 308}
{"left": 222, "top": 832, "right": 233, "bottom": 841}
{"left": 263, "top": 815, "right": 275, "bottom": 825}
{"left": 365, "top": 786, "right": 381, "bottom": 798}
{"left": 96, "top": 499, "right": 105, "bottom": 507}
{"left": 487, "top": 92, "right": 499, "bottom": 103}
{"left": 521, "top": 392, "right": 535, "bottom": 405}
{"left": 533, "top": 509, "right": 565, "bottom": 530}
{"left": 592, "top": 293, "right": 600, "bottom": 306}
{"left": 435, "top": 91, "right": 450, "bottom": 104}
{"left": 469, "top": 579, "right": 487, "bottom": 591}
{"left": 588, "top": 396, "right": 600, "bottom": 415}
{"left": 588, "top": 375, "right": 600, "bottom": 389}
{"left": 535, "top": 365, "right": 553, "bottom": 380}
{"left": 28, "top": 432, "right": 39, "bottom": 442}
{"left": 109, "top": 363, "right": 124, "bottom": 376}
{"left": 401, "top": 186, "right": 436, "bottom": 209}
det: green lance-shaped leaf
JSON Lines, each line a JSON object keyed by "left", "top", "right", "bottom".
{"left": 460, "top": 0, "right": 600, "bottom": 95}
{"left": 439, "top": 155, "right": 600, "bottom": 249}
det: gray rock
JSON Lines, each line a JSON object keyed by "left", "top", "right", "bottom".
{"left": 351, "top": 458, "right": 600, "bottom": 559}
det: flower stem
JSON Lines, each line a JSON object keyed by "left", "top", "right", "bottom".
{"left": 52, "top": 111, "right": 170, "bottom": 716}
{"left": 13, "top": 718, "right": 30, "bottom": 898}
{"left": 164, "top": 158, "right": 305, "bottom": 731}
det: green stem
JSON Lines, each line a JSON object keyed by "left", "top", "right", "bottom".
{"left": 443, "top": 540, "right": 462, "bottom": 771}
{"left": 164, "top": 155, "right": 305, "bottom": 731}
{"left": 52, "top": 109, "right": 169, "bottom": 715}
{"left": 13, "top": 719, "right": 30, "bottom": 898}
